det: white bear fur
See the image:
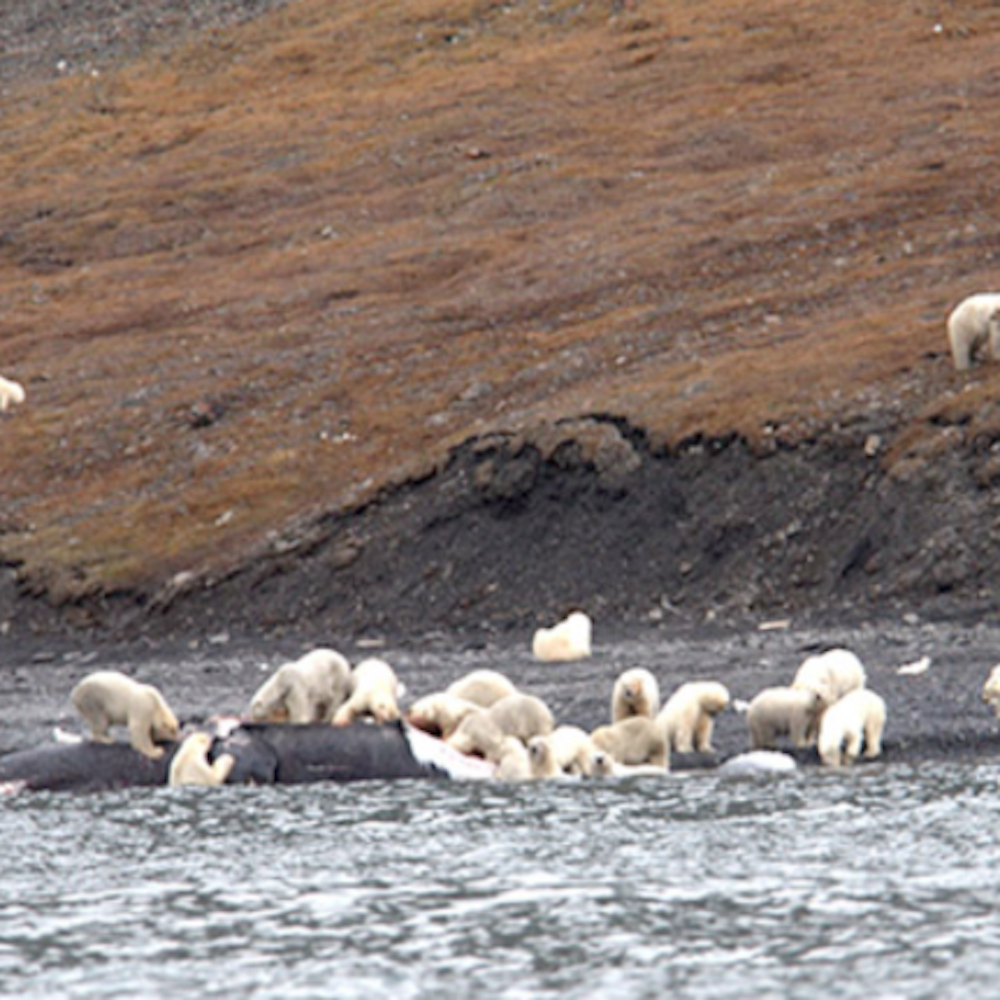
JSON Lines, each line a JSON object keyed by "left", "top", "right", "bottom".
{"left": 448, "top": 692, "right": 555, "bottom": 758}
{"left": 250, "top": 648, "right": 352, "bottom": 724}
{"left": 406, "top": 692, "right": 483, "bottom": 739}
{"left": 532, "top": 611, "right": 593, "bottom": 662}
{"left": 946, "top": 293, "right": 1000, "bottom": 370}
{"left": 168, "top": 732, "right": 235, "bottom": 787}
{"left": 792, "top": 648, "right": 866, "bottom": 708}
{"left": 981, "top": 664, "right": 1000, "bottom": 718}
{"left": 334, "top": 657, "right": 401, "bottom": 725}
{"left": 0, "top": 375, "right": 25, "bottom": 412}
{"left": 746, "top": 686, "right": 823, "bottom": 750}
{"left": 657, "top": 681, "right": 731, "bottom": 753}
{"left": 611, "top": 667, "right": 661, "bottom": 723}
{"left": 445, "top": 669, "right": 517, "bottom": 707}
{"left": 448, "top": 711, "right": 506, "bottom": 760}
{"left": 549, "top": 725, "right": 603, "bottom": 777}
{"left": 817, "top": 688, "right": 887, "bottom": 767}
{"left": 71, "top": 670, "right": 180, "bottom": 759}
{"left": 494, "top": 737, "right": 532, "bottom": 781}
{"left": 526, "top": 735, "right": 562, "bottom": 779}
{"left": 591, "top": 716, "right": 669, "bottom": 769}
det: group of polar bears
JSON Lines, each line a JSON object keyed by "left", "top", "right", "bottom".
{"left": 746, "top": 648, "right": 886, "bottom": 767}
{"left": 67, "top": 643, "right": 899, "bottom": 789}
{"left": 406, "top": 664, "right": 732, "bottom": 780}
{"left": 67, "top": 648, "right": 406, "bottom": 787}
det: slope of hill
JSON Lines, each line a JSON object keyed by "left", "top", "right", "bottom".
{"left": 2, "top": 0, "right": 1000, "bottom": 638}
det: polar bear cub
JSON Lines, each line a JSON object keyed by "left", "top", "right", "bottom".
{"left": 657, "top": 681, "right": 731, "bottom": 753}
{"left": 981, "top": 665, "right": 1000, "bottom": 718}
{"left": 334, "top": 658, "right": 402, "bottom": 725}
{"left": 250, "top": 648, "right": 352, "bottom": 724}
{"left": 168, "top": 732, "right": 236, "bottom": 787}
{"left": 946, "top": 292, "right": 1000, "bottom": 370}
{"left": 611, "top": 667, "right": 661, "bottom": 722}
{"left": 746, "top": 686, "right": 824, "bottom": 750}
{"left": 71, "top": 670, "right": 180, "bottom": 759}
{"left": 532, "top": 611, "right": 592, "bottom": 662}
{"left": 0, "top": 375, "right": 25, "bottom": 412}
{"left": 817, "top": 689, "right": 887, "bottom": 767}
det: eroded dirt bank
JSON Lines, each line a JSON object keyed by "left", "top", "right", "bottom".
{"left": 3, "top": 412, "right": 996, "bottom": 642}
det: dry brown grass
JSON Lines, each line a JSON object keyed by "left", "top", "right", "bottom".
{"left": 2, "top": 0, "right": 1000, "bottom": 604}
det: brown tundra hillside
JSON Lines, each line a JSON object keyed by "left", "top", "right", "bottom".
{"left": 2, "top": 0, "right": 1000, "bottom": 639}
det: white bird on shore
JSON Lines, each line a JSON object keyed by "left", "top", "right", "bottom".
{"left": 896, "top": 656, "right": 931, "bottom": 676}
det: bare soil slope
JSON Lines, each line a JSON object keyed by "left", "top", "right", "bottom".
{"left": 2, "top": 0, "right": 1000, "bottom": 638}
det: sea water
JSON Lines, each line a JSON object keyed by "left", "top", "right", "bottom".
{"left": 3, "top": 761, "right": 1000, "bottom": 999}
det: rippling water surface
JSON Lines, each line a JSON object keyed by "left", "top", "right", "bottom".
{"left": 4, "top": 762, "right": 1000, "bottom": 998}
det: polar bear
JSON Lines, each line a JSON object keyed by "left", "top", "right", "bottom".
{"left": 792, "top": 648, "right": 866, "bottom": 709}
{"left": 495, "top": 737, "right": 532, "bottom": 781}
{"left": 71, "top": 670, "right": 180, "bottom": 759}
{"left": 445, "top": 669, "right": 518, "bottom": 707}
{"left": 532, "top": 611, "right": 593, "bottom": 662}
{"left": 0, "top": 375, "right": 25, "bottom": 412}
{"left": 405, "top": 692, "right": 483, "bottom": 739}
{"left": 168, "top": 732, "right": 236, "bottom": 787}
{"left": 549, "top": 725, "right": 603, "bottom": 776}
{"left": 448, "top": 692, "right": 554, "bottom": 758}
{"left": 611, "top": 667, "right": 661, "bottom": 723}
{"left": 526, "top": 735, "right": 561, "bottom": 779}
{"left": 981, "top": 665, "right": 1000, "bottom": 718}
{"left": 946, "top": 293, "right": 1000, "bottom": 370}
{"left": 334, "top": 658, "right": 401, "bottom": 725}
{"left": 483, "top": 692, "right": 555, "bottom": 743}
{"left": 657, "top": 681, "right": 731, "bottom": 753}
{"left": 448, "top": 711, "right": 506, "bottom": 760}
{"left": 250, "top": 648, "right": 352, "bottom": 724}
{"left": 817, "top": 689, "right": 887, "bottom": 767}
{"left": 591, "top": 716, "right": 669, "bottom": 769}
{"left": 746, "top": 686, "right": 824, "bottom": 750}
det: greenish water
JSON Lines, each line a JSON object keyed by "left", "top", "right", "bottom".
{"left": 3, "top": 762, "right": 1000, "bottom": 998}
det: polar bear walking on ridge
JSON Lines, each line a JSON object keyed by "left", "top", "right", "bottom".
{"left": 817, "top": 689, "right": 887, "bottom": 767}
{"left": 946, "top": 293, "right": 1000, "bottom": 371}
{"left": 71, "top": 670, "right": 180, "bottom": 759}
{"left": 0, "top": 375, "right": 25, "bottom": 412}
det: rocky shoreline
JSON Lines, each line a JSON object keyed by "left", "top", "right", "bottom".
{"left": 2, "top": 611, "right": 999, "bottom": 775}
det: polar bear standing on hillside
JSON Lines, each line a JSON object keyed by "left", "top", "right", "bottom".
{"left": 0, "top": 375, "right": 25, "bottom": 412}
{"left": 817, "top": 689, "right": 887, "bottom": 767}
{"left": 946, "top": 293, "right": 1000, "bottom": 370}
{"left": 657, "top": 681, "right": 730, "bottom": 753}
{"left": 532, "top": 611, "right": 592, "bottom": 662}
{"left": 250, "top": 648, "right": 352, "bottom": 724}
{"left": 71, "top": 670, "right": 180, "bottom": 759}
